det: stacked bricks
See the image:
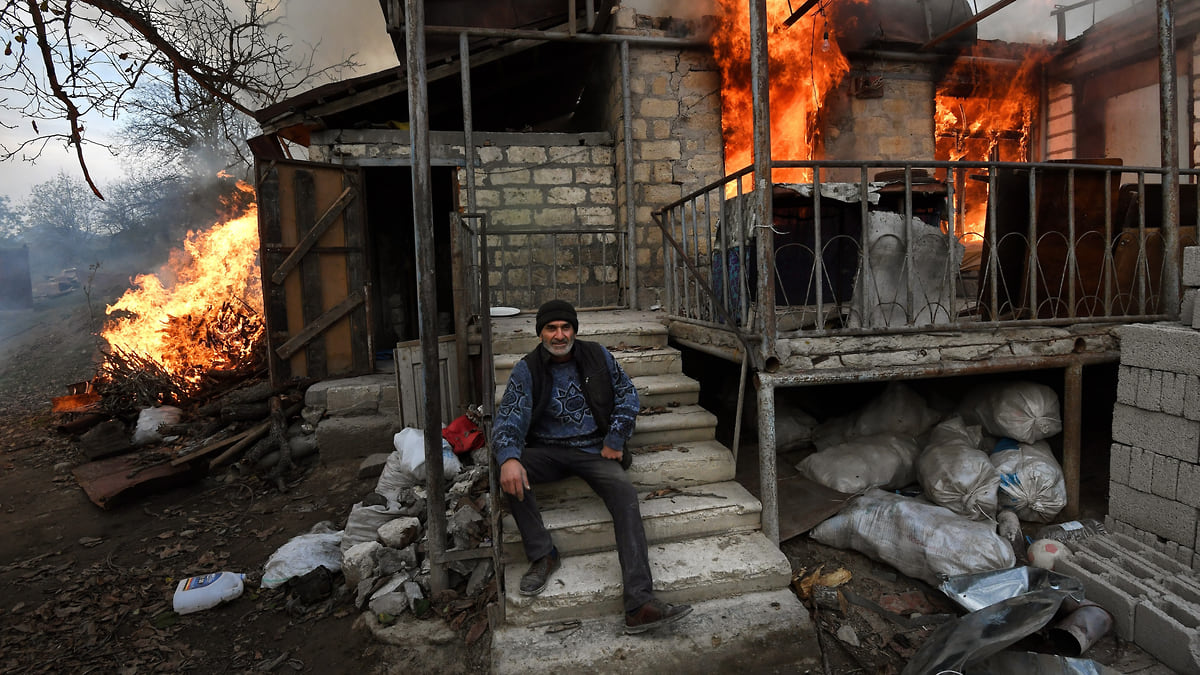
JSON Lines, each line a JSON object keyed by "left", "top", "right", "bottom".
{"left": 305, "top": 373, "right": 403, "bottom": 463}
{"left": 1056, "top": 532, "right": 1200, "bottom": 672}
{"left": 465, "top": 136, "right": 621, "bottom": 309}
{"left": 605, "top": 8, "right": 725, "bottom": 309}
{"left": 1110, "top": 315, "right": 1200, "bottom": 569}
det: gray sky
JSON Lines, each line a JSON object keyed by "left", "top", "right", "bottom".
{"left": 0, "top": 0, "right": 1137, "bottom": 207}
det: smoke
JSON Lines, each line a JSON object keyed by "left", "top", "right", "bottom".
{"left": 975, "top": 0, "right": 1133, "bottom": 43}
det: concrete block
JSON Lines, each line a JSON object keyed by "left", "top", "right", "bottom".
{"left": 1056, "top": 550, "right": 1154, "bottom": 640}
{"left": 316, "top": 415, "right": 403, "bottom": 463}
{"left": 1110, "top": 443, "right": 1132, "bottom": 486}
{"left": 1111, "top": 403, "right": 1200, "bottom": 463}
{"left": 1109, "top": 482, "right": 1198, "bottom": 547}
{"left": 1178, "top": 462, "right": 1200, "bottom": 508}
{"left": 1186, "top": 375, "right": 1200, "bottom": 421}
{"left": 1163, "top": 371, "right": 1186, "bottom": 417}
{"left": 1127, "top": 445, "right": 1154, "bottom": 493}
{"left": 506, "top": 146, "right": 548, "bottom": 164}
{"left": 1152, "top": 453, "right": 1181, "bottom": 499}
{"left": 1137, "top": 368, "right": 1162, "bottom": 412}
{"left": 1118, "top": 323, "right": 1200, "bottom": 376}
{"left": 358, "top": 453, "right": 390, "bottom": 479}
{"left": 1116, "top": 365, "right": 1138, "bottom": 406}
{"left": 1182, "top": 288, "right": 1197, "bottom": 325}
{"left": 1183, "top": 246, "right": 1200, "bottom": 287}
{"left": 326, "top": 383, "right": 381, "bottom": 417}
{"left": 1133, "top": 598, "right": 1200, "bottom": 673}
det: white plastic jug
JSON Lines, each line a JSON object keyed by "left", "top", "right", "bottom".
{"left": 172, "top": 572, "right": 246, "bottom": 614}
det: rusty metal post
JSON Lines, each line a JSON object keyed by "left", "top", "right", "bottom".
{"left": 756, "top": 373, "right": 779, "bottom": 545}
{"left": 1062, "top": 361, "right": 1083, "bottom": 520}
{"left": 749, "top": 0, "right": 775, "bottom": 366}
{"left": 404, "top": 0, "right": 448, "bottom": 593}
{"left": 1159, "top": 0, "right": 1181, "bottom": 319}
{"left": 451, "top": 32, "right": 478, "bottom": 406}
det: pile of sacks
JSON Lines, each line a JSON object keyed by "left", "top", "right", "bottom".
{"left": 794, "top": 381, "right": 1068, "bottom": 585}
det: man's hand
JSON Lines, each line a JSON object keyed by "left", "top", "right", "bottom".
{"left": 601, "top": 445, "right": 623, "bottom": 463}
{"left": 500, "top": 458, "right": 531, "bottom": 501}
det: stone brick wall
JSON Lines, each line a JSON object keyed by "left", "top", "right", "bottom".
{"left": 822, "top": 60, "right": 936, "bottom": 182}
{"left": 604, "top": 7, "right": 725, "bottom": 309}
{"left": 309, "top": 129, "right": 622, "bottom": 309}
{"left": 1110, "top": 259, "right": 1200, "bottom": 570}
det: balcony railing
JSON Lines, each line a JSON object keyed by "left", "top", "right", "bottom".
{"left": 654, "top": 160, "right": 1191, "bottom": 357}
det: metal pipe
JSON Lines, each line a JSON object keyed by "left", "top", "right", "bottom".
{"left": 749, "top": 0, "right": 776, "bottom": 365}
{"left": 733, "top": 352, "right": 748, "bottom": 463}
{"left": 1062, "top": 360, "right": 1083, "bottom": 520}
{"left": 755, "top": 373, "right": 779, "bottom": 545}
{"left": 621, "top": 41, "right": 640, "bottom": 309}
{"left": 919, "top": 0, "right": 1020, "bottom": 51}
{"left": 423, "top": 24, "right": 707, "bottom": 48}
{"left": 475, "top": 212, "right": 504, "bottom": 625}
{"left": 454, "top": 33, "right": 477, "bottom": 407}
{"left": 1159, "top": 0, "right": 1181, "bottom": 319}
{"left": 404, "top": 0, "right": 448, "bottom": 593}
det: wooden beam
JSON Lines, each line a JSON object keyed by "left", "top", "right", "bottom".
{"left": 270, "top": 186, "right": 355, "bottom": 285}
{"left": 275, "top": 289, "right": 365, "bottom": 360}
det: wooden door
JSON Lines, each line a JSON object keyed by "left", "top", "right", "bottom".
{"left": 256, "top": 159, "right": 371, "bottom": 385}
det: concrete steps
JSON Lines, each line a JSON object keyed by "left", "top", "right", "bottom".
{"left": 502, "top": 531, "right": 794, "bottom": 626}
{"left": 501, "top": 480, "right": 762, "bottom": 559}
{"left": 490, "top": 310, "right": 815, "bottom": 673}
{"left": 490, "top": 589, "right": 821, "bottom": 675}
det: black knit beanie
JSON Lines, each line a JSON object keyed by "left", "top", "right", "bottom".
{"left": 535, "top": 299, "right": 578, "bottom": 335}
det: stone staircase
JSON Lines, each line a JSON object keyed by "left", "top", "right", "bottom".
{"left": 487, "top": 310, "right": 819, "bottom": 674}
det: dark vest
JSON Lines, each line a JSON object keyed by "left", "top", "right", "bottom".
{"left": 522, "top": 339, "right": 616, "bottom": 439}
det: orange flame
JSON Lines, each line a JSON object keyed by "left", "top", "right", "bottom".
{"left": 101, "top": 182, "right": 264, "bottom": 387}
{"left": 935, "top": 46, "right": 1049, "bottom": 237}
{"left": 711, "top": 0, "right": 851, "bottom": 191}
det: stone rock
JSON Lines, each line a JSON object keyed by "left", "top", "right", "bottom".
{"left": 466, "top": 559, "right": 493, "bottom": 597}
{"left": 378, "top": 516, "right": 422, "bottom": 549}
{"left": 342, "top": 540, "right": 383, "bottom": 589}
{"left": 358, "top": 453, "right": 391, "bottom": 479}
{"left": 361, "top": 611, "right": 457, "bottom": 647}
{"left": 836, "top": 623, "right": 861, "bottom": 647}
{"left": 369, "top": 590, "right": 410, "bottom": 616}
{"left": 376, "top": 544, "right": 418, "bottom": 576}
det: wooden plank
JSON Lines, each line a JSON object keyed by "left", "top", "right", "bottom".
{"left": 256, "top": 164, "right": 291, "bottom": 385}
{"left": 171, "top": 421, "right": 272, "bottom": 466}
{"left": 270, "top": 186, "right": 355, "bottom": 285}
{"left": 342, "top": 171, "right": 372, "bottom": 374}
{"left": 275, "top": 289, "right": 365, "bottom": 360}
{"left": 394, "top": 334, "right": 461, "bottom": 428}
{"left": 294, "top": 170, "right": 328, "bottom": 378}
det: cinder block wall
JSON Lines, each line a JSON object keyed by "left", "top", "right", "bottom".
{"left": 1109, "top": 248, "right": 1200, "bottom": 570}
{"left": 604, "top": 7, "right": 725, "bottom": 310}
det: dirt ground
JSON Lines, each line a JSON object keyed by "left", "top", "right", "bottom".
{"left": 0, "top": 284, "right": 1179, "bottom": 674}
{"left": 0, "top": 286, "right": 489, "bottom": 674}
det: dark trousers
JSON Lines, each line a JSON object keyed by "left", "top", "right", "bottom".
{"left": 507, "top": 446, "right": 655, "bottom": 613}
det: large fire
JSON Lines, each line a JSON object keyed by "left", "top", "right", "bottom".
{"left": 101, "top": 181, "right": 264, "bottom": 392}
{"left": 935, "top": 45, "right": 1049, "bottom": 238}
{"left": 711, "top": 0, "right": 851, "bottom": 189}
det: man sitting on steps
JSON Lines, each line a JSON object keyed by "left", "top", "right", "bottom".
{"left": 493, "top": 299, "right": 693, "bottom": 634}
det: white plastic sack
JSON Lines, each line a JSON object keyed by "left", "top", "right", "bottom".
{"left": 809, "top": 489, "right": 1015, "bottom": 586}
{"left": 341, "top": 500, "right": 405, "bottom": 553}
{"left": 813, "top": 382, "right": 941, "bottom": 450}
{"left": 393, "top": 427, "right": 462, "bottom": 483}
{"left": 797, "top": 433, "right": 921, "bottom": 494}
{"left": 132, "top": 405, "right": 182, "bottom": 445}
{"left": 261, "top": 522, "right": 343, "bottom": 589}
{"left": 990, "top": 440, "right": 1067, "bottom": 523}
{"left": 916, "top": 417, "right": 1000, "bottom": 521}
{"left": 958, "top": 382, "right": 1062, "bottom": 443}
{"left": 376, "top": 447, "right": 418, "bottom": 501}
{"left": 776, "top": 399, "right": 819, "bottom": 452}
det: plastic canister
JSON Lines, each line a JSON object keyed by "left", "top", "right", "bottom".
{"left": 172, "top": 572, "right": 246, "bottom": 614}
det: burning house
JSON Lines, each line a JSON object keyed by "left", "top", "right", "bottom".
{"left": 238, "top": 0, "right": 1200, "bottom": 670}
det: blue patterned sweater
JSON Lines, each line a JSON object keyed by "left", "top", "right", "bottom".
{"left": 493, "top": 346, "right": 639, "bottom": 465}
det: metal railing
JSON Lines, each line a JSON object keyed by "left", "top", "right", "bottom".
{"left": 655, "top": 159, "right": 1192, "bottom": 352}
{"left": 483, "top": 226, "right": 628, "bottom": 310}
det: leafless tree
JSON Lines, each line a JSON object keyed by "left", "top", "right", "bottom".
{"left": 0, "top": 0, "right": 356, "bottom": 198}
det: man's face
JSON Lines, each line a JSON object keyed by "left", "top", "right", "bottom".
{"left": 540, "top": 320, "right": 576, "bottom": 360}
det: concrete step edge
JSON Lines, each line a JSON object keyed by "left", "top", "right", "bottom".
{"left": 529, "top": 440, "right": 736, "bottom": 500}
{"left": 491, "top": 588, "right": 821, "bottom": 675}
{"left": 502, "top": 531, "right": 793, "bottom": 625}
